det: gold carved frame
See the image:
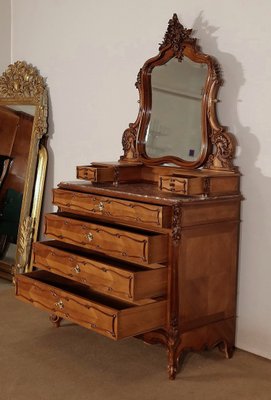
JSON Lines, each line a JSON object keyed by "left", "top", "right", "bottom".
{"left": 0, "top": 61, "right": 48, "bottom": 276}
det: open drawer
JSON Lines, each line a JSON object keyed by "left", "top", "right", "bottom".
{"left": 33, "top": 241, "right": 167, "bottom": 301}
{"left": 44, "top": 214, "right": 168, "bottom": 264}
{"left": 15, "top": 270, "right": 167, "bottom": 340}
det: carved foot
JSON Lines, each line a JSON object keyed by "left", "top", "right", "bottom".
{"left": 49, "top": 314, "right": 63, "bottom": 328}
{"left": 168, "top": 346, "right": 182, "bottom": 380}
{"left": 168, "top": 364, "right": 177, "bottom": 380}
{"left": 218, "top": 341, "right": 235, "bottom": 359}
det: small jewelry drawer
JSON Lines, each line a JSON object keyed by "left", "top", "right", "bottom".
{"left": 33, "top": 241, "right": 167, "bottom": 301}
{"left": 159, "top": 175, "right": 204, "bottom": 195}
{"left": 44, "top": 214, "right": 168, "bottom": 264}
{"left": 76, "top": 165, "right": 115, "bottom": 182}
{"left": 15, "top": 271, "right": 167, "bottom": 340}
{"left": 53, "top": 188, "right": 171, "bottom": 229}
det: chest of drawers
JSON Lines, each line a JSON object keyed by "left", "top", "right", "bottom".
{"left": 15, "top": 179, "right": 241, "bottom": 379}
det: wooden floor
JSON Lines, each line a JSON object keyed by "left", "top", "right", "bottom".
{"left": 1, "top": 278, "right": 271, "bottom": 400}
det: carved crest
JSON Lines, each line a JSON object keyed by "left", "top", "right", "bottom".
{"left": 159, "top": 13, "right": 194, "bottom": 61}
{"left": 0, "top": 61, "right": 46, "bottom": 101}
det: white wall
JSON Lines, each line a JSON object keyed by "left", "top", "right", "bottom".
{"left": 0, "top": 0, "right": 11, "bottom": 71}
{"left": 8, "top": 0, "right": 271, "bottom": 359}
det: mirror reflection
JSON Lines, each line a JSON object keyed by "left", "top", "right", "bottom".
{"left": 0, "top": 105, "right": 35, "bottom": 269}
{"left": 145, "top": 56, "right": 208, "bottom": 161}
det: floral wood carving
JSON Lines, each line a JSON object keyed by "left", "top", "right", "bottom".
{"left": 159, "top": 13, "right": 194, "bottom": 61}
{"left": 0, "top": 61, "right": 46, "bottom": 101}
{"left": 172, "top": 203, "right": 182, "bottom": 245}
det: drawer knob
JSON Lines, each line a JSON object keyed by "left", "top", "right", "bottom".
{"left": 86, "top": 232, "right": 93, "bottom": 242}
{"left": 73, "top": 265, "right": 81, "bottom": 274}
{"left": 55, "top": 300, "right": 64, "bottom": 310}
{"left": 98, "top": 202, "right": 104, "bottom": 211}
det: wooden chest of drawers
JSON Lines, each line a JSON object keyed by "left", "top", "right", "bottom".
{"left": 15, "top": 180, "right": 241, "bottom": 379}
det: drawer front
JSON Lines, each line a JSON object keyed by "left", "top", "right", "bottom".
{"left": 15, "top": 271, "right": 167, "bottom": 340}
{"left": 159, "top": 175, "right": 204, "bottom": 195}
{"left": 33, "top": 242, "right": 167, "bottom": 301}
{"left": 44, "top": 214, "right": 168, "bottom": 264}
{"left": 53, "top": 188, "right": 170, "bottom": 229}
{"left": 76, "top": 165, "right": 115, "bottom": 182}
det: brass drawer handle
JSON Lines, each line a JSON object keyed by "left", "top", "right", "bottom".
{"left": 86, "top": 232, "right": 93, "bottom": 242}
{"left": 55, "top": 300, "right": 64, "bottom": 310}
{"left": 73, "top": 264, "right": 81, "bottom": 274}
{"left": 98, "top": 202, "right": 104, "bottom": 212}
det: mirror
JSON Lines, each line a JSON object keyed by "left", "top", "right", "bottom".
{"left": 120, "top": 14, "right": 235, "bottom": 171}
{"left": 146, "top": 57, "right": 208, "bottom": 161}
{"left": 0, "top": 61, "right": 48, "bottom": 280}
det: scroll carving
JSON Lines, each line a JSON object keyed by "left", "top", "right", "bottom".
{"left": 120, "top": 68, "right": 142, "bottom": 162}
{"left": 205, "top": 129, "right": 235, "bottom": 170}
{"left": 120, "top": 125, "right": 138, "bottom": 161}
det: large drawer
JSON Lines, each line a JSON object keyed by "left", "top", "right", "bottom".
{"left": 33, "top": 241, "right": 167, "bottom": 301}
{"left": 44, "top": 214, "right": 168, "bottom": 264}
{"left": 15, "top": 271, "right": 167, "bottom": 340}
{"left": 53, "top": 188, "right": 171, "bottom": 229}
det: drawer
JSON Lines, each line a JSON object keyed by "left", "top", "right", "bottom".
{"left": 15, "top": 271, "right": 167, "bottom": 340}
{"left": 53, "top": 188, "right": 171, "bottom": 229}
{"left": 159, "top": 175, "right": 204, "bottom": 195}
{"left": 76, "top": 165, "right": 115, "bottom": 182}
{"left": 33, "top": 241, "right": 167, "bottom": 301}
{"left": 44, "top": 214, "right": 168, "bottom": 264}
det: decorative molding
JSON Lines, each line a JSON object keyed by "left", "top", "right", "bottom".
{"left": 113, "top": 166, "right": 120, "bottom": 186}
{"left": 16, "top": 216, "right": 35, "bottom": 273}
{"left": 35, "top": 104, "right": 48, "bottom": 140}
{"left": 159, "top": 13, "right": 194, "bottom": 61}
{"left": 172, "top": 203, "right": 182, "bottom": 245}
{"left": 0, "top": 61, "right": 46, "bottom": 101}
{"left": 135, "top": 68, "right": 142, "bottom": 89}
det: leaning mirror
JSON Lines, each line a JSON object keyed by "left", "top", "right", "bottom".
{"left": 0, "top": 61, "right": 48, "bottom": 280}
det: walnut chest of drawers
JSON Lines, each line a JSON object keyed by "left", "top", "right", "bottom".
{"left": 15, "top": 178, "right": 241, "bottom": 379}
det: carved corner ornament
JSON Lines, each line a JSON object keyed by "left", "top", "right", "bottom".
{"left": 120, "top": 124, "right": 139, "bottom": 162}
{"left": 159, "top": 13, "right": 195, "bottom": 61}
{"left": 205, "top": 129, "right": 236, "bottom": 170}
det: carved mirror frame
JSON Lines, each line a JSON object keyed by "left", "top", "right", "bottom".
{"left": 120, "top": 14, "right": 235, "bottom": 171}
{"left": 0, "top": 61, "right": 48, "bottom": 277}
